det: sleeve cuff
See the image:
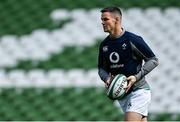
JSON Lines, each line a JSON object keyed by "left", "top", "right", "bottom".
{"left": 135, "top": 73, "right": 141, "bottom": 81}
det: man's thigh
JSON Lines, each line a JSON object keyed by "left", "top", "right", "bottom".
{"left": 125, "top": 112, "right": 147, "bottom": 122}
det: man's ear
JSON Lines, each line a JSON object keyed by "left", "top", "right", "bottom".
{"left": 116, "top": 16, "right": 121, "bottom": 22}
{"left": 115, "top": 17, "right": 120, "bottom": 24}
{"left": 115, "top": 17, "right": 122, "bottom": 23}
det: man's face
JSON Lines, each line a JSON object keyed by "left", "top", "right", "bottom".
{"left": 101, "top": 12, "right": 116, "bottom": 33}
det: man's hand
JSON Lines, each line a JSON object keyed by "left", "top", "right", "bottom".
{"left": 124, "top": 75, "right": 137, "bottom": 93}
{"left": 105, "top": 74, "right": 114, "bottom": 89}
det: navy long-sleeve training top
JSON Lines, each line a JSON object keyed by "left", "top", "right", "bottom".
{"left": 98, "top": 30, "right": 159, "bottom": 91}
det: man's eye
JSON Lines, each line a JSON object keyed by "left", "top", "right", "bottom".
{"left": 101, "top": 17, "right": 109, "bottom": 22}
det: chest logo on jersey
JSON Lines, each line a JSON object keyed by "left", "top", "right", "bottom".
{"left": 109, "top": 52, "right": 119, "bottom": 63}
{"left": 103, "top": 46, "right": 108, "bottom": 52}
{"left": 122, "top": 43, "right": 127, "bottom": 50}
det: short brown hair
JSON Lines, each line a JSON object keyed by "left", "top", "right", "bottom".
{"left": 101, "top": 6, "right": 122, "bottom": 17}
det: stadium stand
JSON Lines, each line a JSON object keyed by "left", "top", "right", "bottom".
{"left": 0, "top": 0, "right": 180, "bottom": 121}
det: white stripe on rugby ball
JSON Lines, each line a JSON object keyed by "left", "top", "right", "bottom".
{"left": 107, "top": 74, "right": 127, "bottom": 100}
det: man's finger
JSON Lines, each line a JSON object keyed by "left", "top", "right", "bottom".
{"left": 124, "top": 85, "right": 128, "bottom": 89}
{"left": 125, "top": 86, "right": 130, "bottom": 93}
{"left": 124, "top": 81, "right": 131, "bottom": 88}
{"left": 125, "top": 83, "right": 132, "bottom": 93}
{"left": 127, "top": 77, "right": 131, "bottom": 81}
{"left": 124, "top": 82, "right": 132, "bottom": 93}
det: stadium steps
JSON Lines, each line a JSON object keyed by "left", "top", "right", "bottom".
{"left": 0, "top": 88, "right": 179, "bottom": 121}
{"left": 0, "top": 88, "right": 123, "bottom": 121}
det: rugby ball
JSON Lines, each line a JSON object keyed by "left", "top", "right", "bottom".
{"left": 107, "top": 74, "right": 128, "bottom": 100}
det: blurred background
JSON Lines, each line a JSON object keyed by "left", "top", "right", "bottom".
{"left": 0, "top": 0, "right": 180, "bottom": 121}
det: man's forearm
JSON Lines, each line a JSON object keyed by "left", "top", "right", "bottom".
{"left": 135, "top": 57, "right": 159, "bottom": 81}
{"left": 98, "top": 67, "right": 109, "bottom": 82}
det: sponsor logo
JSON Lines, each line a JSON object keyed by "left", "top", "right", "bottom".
{"left": 109, "top": 52, "right": 119, "bottom": 63}
{"left": 110, "top": 64, "right": 124, "bottom": 68}
{"left": 103, "top": 46, "right": 108, "bottom": 52}
{"left": 114, "top": 80, "right": 126, "bottom": 97}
